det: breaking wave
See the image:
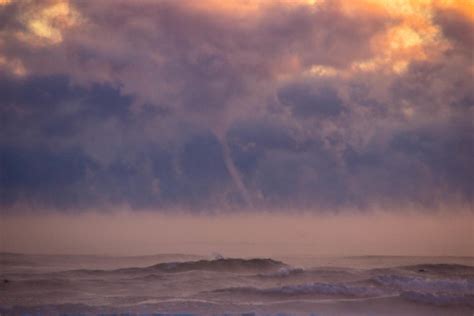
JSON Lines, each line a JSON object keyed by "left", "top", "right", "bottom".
{"left": 257, "top": 266, "right": 358, "bottom": 279}
{"left": 258, "top": 266, "right": 305, "bottom": 277}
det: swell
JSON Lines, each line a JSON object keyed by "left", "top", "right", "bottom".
{"left": 59, "top": 257, "right": 287, "bottom": 275}
{"left": 371, "top": 274, "right": 474, "bottom": 293}
{"left": 257, "top": 266, "right": 359, "bottom": 279}
{"left": 400, "top": 291, "right": 474, "bottom": 307}
{"left": 209, "top": 279, "right": 474, "bottom": 307}
{"left": 147, "top": 257, "right": 287, "bottom": 273}
{"left": 399, "top": 263, "right": 474, "bottom": 276}
{"left": 211, "top": 282, "right": 385, "bottom": 298}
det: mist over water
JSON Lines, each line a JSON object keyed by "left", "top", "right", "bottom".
{"left": 1, "top": 211, "right": 473, "bottom": 257}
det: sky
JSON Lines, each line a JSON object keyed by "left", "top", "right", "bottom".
{"left": 0, "top": 0, "right": 473, "bottom": 255}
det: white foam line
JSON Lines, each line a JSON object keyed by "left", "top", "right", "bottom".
{"left": 135, "top": 298, "right": 223, "bottom": 305}
{"left": 236, "top": 294, "right": 400, "bottom": 306}
{"left": 130, "top": 294, "right": 400, "bottom": 307}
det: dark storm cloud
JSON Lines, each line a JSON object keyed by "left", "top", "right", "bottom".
{"left": 0, "top": 75, "right": 132, "bottom": 146}
{"left": 0, "top": 75, "right": 235, "bottom": 210}
{"left": 227, "top": 114, "right": 473, "bottom": 209}
{"left": 343, "top": 119, "right": 473, "bottom": 207}
{"left": 278, "top": 83, "right": 344, "bottom": 118}
{"left": 0, "top": 144, "right": 95, "bottom": 209}
{"left": 0, "top": 0, "right": 472, "bottom": 212}
{"left": 434, "top": 8, "right": 474, "bottom": 56}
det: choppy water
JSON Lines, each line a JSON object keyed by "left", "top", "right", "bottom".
{"left": 1, "top": 253, "right": 473, "bottom": 315}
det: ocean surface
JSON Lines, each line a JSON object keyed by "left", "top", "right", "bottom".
{"left": 1, "top": 253, "right": 473, "bottom": 315}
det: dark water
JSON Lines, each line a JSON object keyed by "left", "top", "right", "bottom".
{"left": 1, "top": 253, "right": 473, "bottom": 315}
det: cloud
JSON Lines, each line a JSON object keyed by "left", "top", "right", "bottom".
{"left": 0, "top": 144, "right": 95, "bottom": 209}
{"left": 0, "top": 0, "right": 472, "bottom": 212}
{"left": 278, "top": 82, "right": 344, "bottom": 118}
{"left": 1, "top": 0, "right": 390, "bottom": 118}
{"left": 343, "top": 118, "right": 473, "bottom": 207}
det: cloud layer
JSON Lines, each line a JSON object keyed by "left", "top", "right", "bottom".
{"left": 0, "top": 0, "right": 472, "bottom": 212}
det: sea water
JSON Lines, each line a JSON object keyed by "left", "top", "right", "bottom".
{"left": 1, "top": 253, "right": 473, "bottom": 315}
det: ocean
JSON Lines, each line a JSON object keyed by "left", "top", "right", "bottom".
{"left": 1, "top": 253, "right": 473, "bottom": 315}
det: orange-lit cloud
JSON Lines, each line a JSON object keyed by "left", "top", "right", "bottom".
{"left": 2, "top": 0, "right": 470, "bottom": 78}
{"left": 13, "top": 0, "right": 80, "bottom": 45}
{"left": 0, "top": 55, "right": 26, "bottom": 76}
{"left": 304, "top": 0, "right": 468, "bottom": 76}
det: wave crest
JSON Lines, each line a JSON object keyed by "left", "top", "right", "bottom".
{"left": 149, "top": 258, "right": 287, "bottom": 273}
{"left": 258, "top": 266, "right": 305, "bottom": 277}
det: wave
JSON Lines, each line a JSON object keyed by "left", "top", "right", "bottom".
{"left": 400, "top": 291, "right": 474, "bottom": 307}
{"left": 400, "top": 263, "right": 474, "bottom": 275}
{"left": 127, "top": 273, "right": 167, "bottom": 281}
{"left": 258, "top": 266, "right": 305, "bottom": 277}
{"left": 257, "top": 266, "right": 359, "bottom": 279}
{"left": 2, "top": 278, "right": 72, "bottom": 288}
{"left": 56, "top": 257, "right": 287, "bottom": 276}
{"left": 213, "top": 282, "right": 384, "bottom": 298}
{"left": 372, "top": 274, "right": 474, "bottom": 293}
{"left": 147, "top": 257, "right": 287, "bottom": 273}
